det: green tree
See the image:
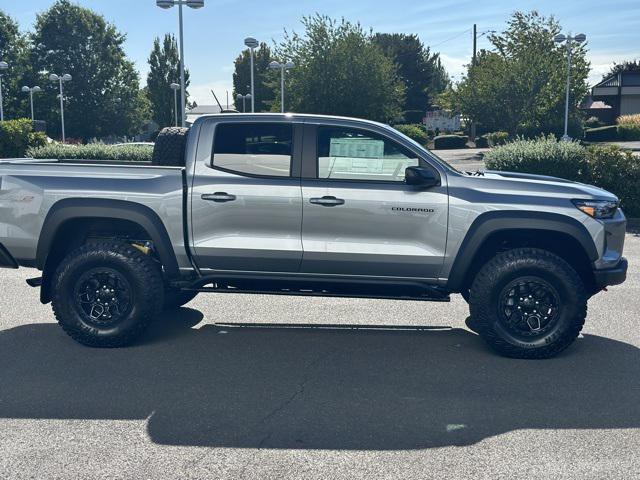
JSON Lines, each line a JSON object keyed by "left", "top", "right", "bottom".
{"left": 446, "top": 11, "right": 590, "bottom": 137}
{"left": 274, "top": 15, "right": 405, "bottom": 122}
{"left": 233, "top": 42, "right": 276, "bottom": 112}
{"left": 146, "top": 33, "right": 190, "bottom": 128}
{"left": 28, "top": 0, "right": 147, "bottom": 140}
{"left": 0, "top": 10, "right": 29, "bottom": 120}
{"left": 372, "top": 33, "right": 448, "bottom": 122}
{"left": 605, "top": 59, "right": 640, "bottom": 78}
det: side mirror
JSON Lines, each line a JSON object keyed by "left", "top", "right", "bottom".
{"left": 405, "top": 166, "right": 440, "bottom": 188}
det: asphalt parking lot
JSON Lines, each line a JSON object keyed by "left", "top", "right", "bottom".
{"left": 0, "top": 234, "right": 638, "bottom": 480}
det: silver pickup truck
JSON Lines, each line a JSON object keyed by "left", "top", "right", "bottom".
{"left": 0, "top": 114, "right": 628, "bottom": 358}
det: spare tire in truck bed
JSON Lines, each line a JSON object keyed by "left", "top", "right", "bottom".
{"left": 152, "top": 127, "right": 189, "bottom": 167}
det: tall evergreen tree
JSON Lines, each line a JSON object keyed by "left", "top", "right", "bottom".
{"left": 373, "top": 33, "right": 449, "bottom": 121}
{"left": 146, "top": 34, "right": 190, "bottom": 128}
{"left": 232, "top": 42, "right": 275, "bottom": 112}
{"left": 28, "top": 0, "right": 148, "bottom": 140}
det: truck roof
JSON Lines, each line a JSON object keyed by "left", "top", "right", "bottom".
{"left": 191, "top": 112, "right": 390, "bottom": 130}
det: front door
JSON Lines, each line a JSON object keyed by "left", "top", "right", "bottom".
{"left": 190, "top": 121, "right": 303, "bottom": 272}
{"left": 300, "top": 125, "right": 448, "bottom": 278}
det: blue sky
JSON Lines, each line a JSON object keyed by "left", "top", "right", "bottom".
{"left": 2, "top": 0, "right": 639, "bottom": 105}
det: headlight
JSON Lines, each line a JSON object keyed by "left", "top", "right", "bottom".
{"left": 572, "top": 199, "right": 618, "bottom": 219}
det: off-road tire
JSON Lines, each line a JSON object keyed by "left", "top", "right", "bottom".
{"left": 51, "top": 240, "right": 164, "bottom": 347}
{"left": 469, "top": 248, "right": 587, "bottom": 359}
{"left": 152, "top": 127, "right": 189, "bottom": 167}
{"left": 164, "top": 288, "right": 198, "bottom": 310}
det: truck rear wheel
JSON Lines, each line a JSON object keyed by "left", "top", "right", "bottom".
{"left": 51, "top": 240, "right": 164, "bottom": 347}
{"left": 469, "top": 248, "right": 587, "bottom": 359}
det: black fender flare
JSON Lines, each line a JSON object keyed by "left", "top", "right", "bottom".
{"left": 37, "top": 198, "right": 180, "bottom": 288}
{"left": 445, "top": 210, "right": 599, "bottom": 292}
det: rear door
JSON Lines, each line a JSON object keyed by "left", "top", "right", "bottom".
{"left": 190, "top": 120, "right": 303, "bottom": 272}
{"left": 299, "top": 123, "right": 448, "bottom": 278}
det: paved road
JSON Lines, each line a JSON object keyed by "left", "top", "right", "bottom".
{"left": 1, "top": 235, "right": 639, "bottom": 480}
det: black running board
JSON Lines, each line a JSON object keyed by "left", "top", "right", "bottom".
{"left": 184, "top": 278, "right": 450, "bottom": 302}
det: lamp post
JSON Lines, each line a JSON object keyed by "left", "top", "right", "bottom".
{"left": 244, "top": 37, "right": 258, "bottom": 112}
{"left": 170, "top": 82, "right": 180, "bottom": 126}
{"left": 49, "top": 73, "right": 72, "bottom": 142}
{"left": 554, "top": 32, "right": 586, "bottom": 141}
{"left": 21, "top": 85, "right": 42, "bottom": 121}
{"left": 269, "top": 60, "right": 295, "bottom": 113}
{"left": 156, "top": 0, "right": 204, "bottom": 127}
{"left": 236, "top": 93, "right": 251, "bottom": 113}
{"left": 0, "top": 61, "right": 8, "bottom": 122}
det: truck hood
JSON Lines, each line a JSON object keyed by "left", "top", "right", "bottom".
{"left": 478, "top": 170, "right": 619, "bottom": 201}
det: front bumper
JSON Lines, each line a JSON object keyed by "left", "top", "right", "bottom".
{"left": 594, "top": 257, "right": 627, "bottom": 288}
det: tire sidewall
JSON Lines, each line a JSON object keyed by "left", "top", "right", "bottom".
{"left": 53, "top": 245, "right": 162, "bottom": 344}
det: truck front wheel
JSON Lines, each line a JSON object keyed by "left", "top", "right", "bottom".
{"left": 469, "top": 248, "right": 587, "bottom": 359}
{"left": 51, "top": 240, "right": 164, "bottom": 347}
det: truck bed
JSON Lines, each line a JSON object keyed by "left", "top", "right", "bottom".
{"left": 0, "top": 159, "right": 188, "bottom": 269}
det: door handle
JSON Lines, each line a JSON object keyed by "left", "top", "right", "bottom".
{"left": 201, "top": 192, "right": 236, "bottom": 202}
{"left": 309, "top": 196, "right": 345, "bottom": 207}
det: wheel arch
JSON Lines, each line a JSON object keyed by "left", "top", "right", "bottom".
{"left": 37, "top": 198, "right": 180, "bottom": 303}
{"left": 446, "top": 211, "right": 599, "bottom": 293}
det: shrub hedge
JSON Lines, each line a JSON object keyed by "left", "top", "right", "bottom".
{"left": 485, "top": 136, "right": 640, "bottom": 217}
{"left": 617, "top": 123, "right": 640, "bottom": 140}
{"left": 393, "top": 123, "right": 427, "bottom": 145}
{"left": 474, "top": 136, "right": 489, "bottom": 148}
{"left": 433, "top": 135, "right": 468, "bottom": 149}
{"left": 483, "top": 131, "right": 509, "bottom": 146}
{"left": 0, "top": 118, "right": 47, "bottom": 158}
{"left": 27, "top": 143, "right": 153, "bottom": 162}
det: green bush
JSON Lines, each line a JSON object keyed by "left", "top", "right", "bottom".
{"left": 433, "top": 135, "right": 468, "bottom": 149}
{"left": 393, "top": 124, "right": 427, "bottom": 145}
{"left": 585, "top": 145, "right": 640, "bottom": 217}
{"left": 0, "top": 118, "right": 47, "bottom": 158}
{"left": 617, "top": 123, "right": 640, "bottom": 141}
{"left": 584, "top": 125, "right": 618, "bottom": 142}
{"left": 484, "top": 131, "right": 509, "bottom": 146}
{"left": 27, "top": 143, "right": 153, "bottom": 162}
{"left": 484, "top": 135, "right": 587, "bottom": 181}
{"left": 474, "top": 136, "right": 489, "bottom": 148}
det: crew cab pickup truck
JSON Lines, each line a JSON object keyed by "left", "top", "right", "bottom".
{"left": 0, "top": 114, "right": 628, "bottom": 358}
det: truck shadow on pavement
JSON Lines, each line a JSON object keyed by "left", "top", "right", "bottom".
{"left": 0, "top": 307, "right": 639, "bottom": 450}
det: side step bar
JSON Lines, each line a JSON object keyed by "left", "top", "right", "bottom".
{"left": 182, "top": 277, "right": 450, "bottom": 302}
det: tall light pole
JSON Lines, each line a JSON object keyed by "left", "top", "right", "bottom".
{"left": 236, "top": 93, "right": 251, "bottom": 113}
{"left": 170, "top": 82, "right": 180, "bottom": 126}
{"left": 554, "top": 32, "right": 586, "bottom": 141}
{"left": 21, "top": 85, "right": 42, "bottom": 121}
{"left": 0, "top": 61, "right": 8, "bottom": 122}
{"left": 244, "top": 37, "right": 258, "bottom": 112}
{"left": 156, "top": 0, "right": 204, "bottom": 127}
{"left": 269, "top": 61, "right": 295, "bottom": 113}
{"left": 49, "top": 73, "right": 72, "bottom": 142}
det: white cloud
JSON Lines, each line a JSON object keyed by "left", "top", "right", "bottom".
{"left": 439, "top": 53, "right": 470, "bottom": 81}
{"left": 189, "top": 80, "right": 235, "bottom": 107}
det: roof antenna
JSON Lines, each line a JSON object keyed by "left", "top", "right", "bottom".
{"left": 212, "top": 90, "right": 238, "bottom": 113}
{"left": 211, "top": 90, "right": 223, "bottom": 110}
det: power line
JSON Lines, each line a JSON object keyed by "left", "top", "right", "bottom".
{"left": 430, "top": 28, "right": 472, "bottom": 48}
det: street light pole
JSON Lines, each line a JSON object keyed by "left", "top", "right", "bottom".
{"left": 236, "top": 93, "right": 251, "bottom": 113}
{"left": 0, "top": 61, "right": 8, "bottom": 122}
{"left": 170, "top": 82, "right": 180, "bottom": 126}
{"left": 49, "top": 73, "right": 72, "bottom": 142}
{"left": 554, "top": 32, "right": 586, "bottom": 141}
{"left": 156, "top": 0, "right": 205, "bottom": 127}
{"left": 21, "top": 85, "right": 42, "bottom": 121}
{"left": 244, "top": 38, "right": 258, "bottom": 112}
{"left": 269, "top": 61, "right": 295, "bottom": 113}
